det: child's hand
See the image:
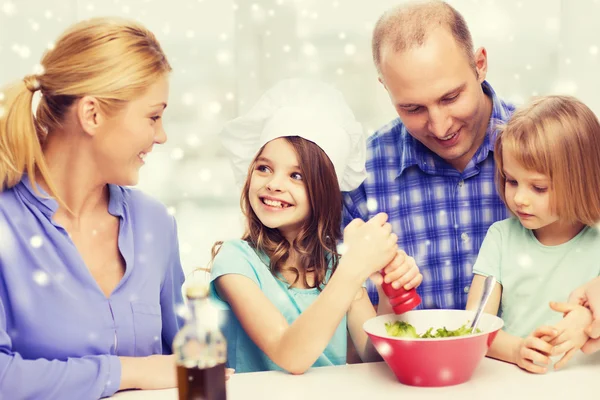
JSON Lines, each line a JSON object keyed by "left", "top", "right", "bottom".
{"left": 342, "top": 213, "right": 398, "bottom": 279}
{"left": 548, "top": 302, "right": 593, "bottom": 370}
{"left": 513, "top": 326, "right": 558, "bottom": 374}
{"left": 375, "top": 250, "right": 423, "bottom": 291}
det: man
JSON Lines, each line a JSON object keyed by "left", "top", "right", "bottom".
{"left": 343, "top": 0, "right": 514, "bottom": 309}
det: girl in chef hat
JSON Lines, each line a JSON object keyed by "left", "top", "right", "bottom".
{"left": 209, "top": 78, "right": 423, "bottom": 374}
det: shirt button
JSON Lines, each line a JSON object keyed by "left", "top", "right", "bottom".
{"left": 458, "top": 180, "right": 464, "bottom": 187}
{"left": 461, "top": 232, "right": 469, "bottom": 242}
{"left": 464, "top": 286, "right": 470, "bottom": 293}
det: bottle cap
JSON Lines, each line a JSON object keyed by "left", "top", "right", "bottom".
{"left": 185, "top": 284, "right": 209, "bottom": 299}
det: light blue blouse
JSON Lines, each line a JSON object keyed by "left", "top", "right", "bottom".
{"left": 0, "top": 178, "right": 185, "bottom": 399}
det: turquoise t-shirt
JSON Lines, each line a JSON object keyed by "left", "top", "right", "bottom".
{"left": 473, "top": 218, "right": 600, "bottom": 339}
{"left": 209, "top": 239, "right": 347, "bottom": 373}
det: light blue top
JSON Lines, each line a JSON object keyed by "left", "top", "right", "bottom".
{"left": 0, "top": 178, "right": 185, "bottom": 399}
{"left": 209, "top": 239, "right": 347, "bottom": 373}
{"left": 473, "top": 218, "right": 600, "bottom": 338}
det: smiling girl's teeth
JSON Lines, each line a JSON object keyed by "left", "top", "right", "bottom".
{"left": 138, "top": 153, "right": 146, "bottom": 160}
{"left": 263, "top": 198, "right": 288, "bottom": 208}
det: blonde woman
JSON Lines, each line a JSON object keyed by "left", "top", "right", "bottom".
{"left": 0, "top": 18, "right": 183, "bottom": 398}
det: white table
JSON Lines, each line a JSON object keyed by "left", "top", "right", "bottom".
{"left": 111, "top": 352, "right": 600, "bottom": 400}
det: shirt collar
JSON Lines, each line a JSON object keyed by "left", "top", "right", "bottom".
{"left": 16, "top": 175, "right": 125, "bottom": 219}
{"left": 397, "top": 80, "right": 509, "bottom": 177}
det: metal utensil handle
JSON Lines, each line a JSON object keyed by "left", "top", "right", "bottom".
{"left": 470, "top": 275, "right": 496, "bottom": 330}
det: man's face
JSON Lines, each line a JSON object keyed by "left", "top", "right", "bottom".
{"left": 379, "top": 27, "right": 490, "bottom": 171}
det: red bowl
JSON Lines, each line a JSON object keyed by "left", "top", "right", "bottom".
{"left": 363, "top": 310, "right": 503, "bottom": 387}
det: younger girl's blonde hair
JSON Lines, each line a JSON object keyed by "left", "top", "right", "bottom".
{"left": 495, "top": 95, "right": 600, "bottom": 226}
{"left": 0, "top": 17, "right": 171, "bottom": 199}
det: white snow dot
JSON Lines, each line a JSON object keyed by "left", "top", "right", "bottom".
{"left": 338, "top": 242, "right": 348, "bottom": 255}
{"left": 171, "top": 148, "right": 184, "bottom": 160}
{"left": 590, "top": 46, "right": 599, "bottom": 55}
{"left": 144, "top": 233, "right": 153, "bottom": 242}
{"left": 439, "top": 368, "right": 453, "bottom": 381}
{"left": 525, "top": 64, "right": 532, "bottom": 70}
{"left": 219, "top": 33, "right": 228, "bottom": 41}
{"left": 86, "top": 4, "right": 94, "bottom": 11}
{"left": 225, "top": 92, "right": 234, "bottom": 101}
{"left": 30, "top": 235, "right": 43, "bottom": 248}
{"left": 565, "top": 58, "right": 572, "bottom": 64}
{"left": 302, "top": 43, "right": 317, "bottom": 57}
{"left": 182, "top": 93, "right": 195, "bottom": 106}
{"left": 199, "top": 169, "right": 212, "bottom": 182}
{"left": 209, "top": 101, "right": 222, "bottom": 114}
{"left": 216, "top": 50, "right": 231, "bottom": 64}
{"left": 517, "top": 253, "right": 533, "bottom": 268}
{"left": 366, "top": 198, "right": 378, "bottom": 212}
{"left": 33, "top": 64, "right": 45, "bottom": 75}
{"left": 283, "top": 44, "right": 291, "bottom": 53}
{"left": 154, "top": 336, "right": 160, "bottom": 341}
{"left": 181, "top": 242, "right": 192, "bottom": 255}
{"left": 344, "top": 44, "right": 356, "bottom": 56}
{"left": 545, "top": 18, "right": 559, "bottom": 31}
{"left": 336, "top": 68, "right": 344, "bottom": 75}
{"left": 0, "top": 92, "right": 4, "bottom": 101}
{"left": 176, "top": 304, "right": 189, "bottom": 319}
{"left": 44, "top": 10, "right": 52, "bottom": 19}
{"left": 2, "top": 1, "right": 17, "bottom": 16}
{"left": 186, "top": 30, "right": 195, "bottom": 38}
{"left": 33, "top": 270, "right": 50, "bottom": 286}
{"left": 47, "top": 42, "right": 55, "bottom": 50}
{"left": 186, "top": 134, "right": 201, "bottom": 147}
{"left": 167, "top": 207, "right": 176, "bottom": 216}
{"left": 338, "top": 32, "right": 346, "bottom": 40}
{"left": 376, "top": 341, "right": 393, "bottom": 357}
{"left": 121, "top": 5, "right": 129, "bottom": 13}
{"left": 88, "top": 332, "right": 98, "bottom": 341}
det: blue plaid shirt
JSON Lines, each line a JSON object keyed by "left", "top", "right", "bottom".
{"left": 342, "top": 81, "right": 514, "bottom": 309}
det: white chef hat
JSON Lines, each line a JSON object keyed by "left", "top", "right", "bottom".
{"left": 220, "top": 78, "right": 367, "bottom": 192}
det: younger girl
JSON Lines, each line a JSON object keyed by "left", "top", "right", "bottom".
{"left": 466, "top": 95, "right": 600, "bottom": 373}
{"left": 210, "top": 79, "right": 423, "bottom": 374}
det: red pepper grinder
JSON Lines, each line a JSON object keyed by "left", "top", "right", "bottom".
{"left": 380, "top": 270, "right": 421, "bottom": 314}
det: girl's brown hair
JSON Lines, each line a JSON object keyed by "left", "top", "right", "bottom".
{"left": 495, "top": 95, "right": 600, "bottom": 225}
{"left": 213, "top": 137, "right": 342, "bottom": 290}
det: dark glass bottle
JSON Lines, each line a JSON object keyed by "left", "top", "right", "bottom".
{"left": 173, "top": 285, "right": 227, "bottom": 400}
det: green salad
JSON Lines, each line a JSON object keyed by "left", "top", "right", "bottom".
{"left": 384, "top": 321, "right": 481, "bottom": 338}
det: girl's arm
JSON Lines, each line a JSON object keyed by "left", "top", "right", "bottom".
{"left": 215, "top": 213, "right": 398, "bottom": 374}
{"left": 466, "top": 274, "right": 556, "bottom": 374}
{"left": 215, "top": 259, "right": 368, "bottom": 374}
